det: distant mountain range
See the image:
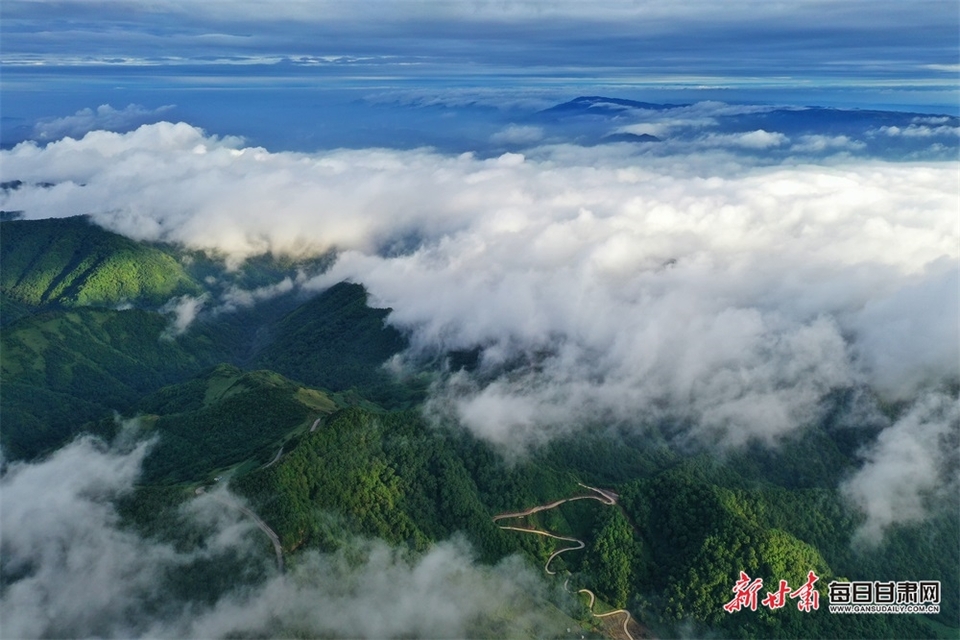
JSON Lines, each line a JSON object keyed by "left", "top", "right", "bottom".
{"left": 4, "top": 96, "right": 956, "bottom": 158}
{"left": 521, "top": 95, "right": 960, "bottom": 155}
{"left": 540, "top": 95, "right": 686, "bottom": 114}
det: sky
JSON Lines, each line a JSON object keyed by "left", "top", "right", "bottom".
{"left": 2, "top": 0, "right": 959, "bottom": 149}
{"left": 1, "top": 2, "right": 958, "bottom": 637}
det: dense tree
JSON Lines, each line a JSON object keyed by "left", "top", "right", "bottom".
{"left": 1, "top": 216, "right": 200, "bottom": 308}
{"left": 583, "top": 509, "right": 637, "bottom": 608}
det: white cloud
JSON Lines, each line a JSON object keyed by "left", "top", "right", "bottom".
{"left": 610, "top": 102, "right": 784, "bottom": 140}
{"left": 912, "top": 115, "right": 953, "bottom": 125}
{"left": 875, "top": 123, "right": 960, "bottom": 138}
{"left": 160, "top": 294, "right": 208, "bottom": 338}
{"left": 842, "top": 390, "right": 960, "bottom": 545}
{"left": 217, "top": 276, "right": 299, "bottom": 312}
{"left": 922, "top": 63, "right": 960, "bottom": 73}
{"left": 791, "top": 134, "right": 866, "bottom": 153}
{"left": 0, "top": 436, "right": 181, "bottom": 638}
{"left": 1, "top": 123, "right": 957, "bottom": 452}
{"left": 847, "top": 261, "right": 959, "bottom": 398}
{"left": 490, "top": 124, "right": 545, "bottom": 145}
{"left": 700, "top": 129, "right": 789, "bottom": 149}
{"left": 33, "top": 104, "right": 175, "bottom": 140}
{"left": 162, "top": 538, "right": 555, "bottom": 639}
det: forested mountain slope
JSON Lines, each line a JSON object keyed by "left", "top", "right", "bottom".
{"left": 1, "top": 216, "right": 201, "bottom": 312}
{"left": 0, "top": 308, "right": 226, "bottom": 458}
{"left": 0, "top": 217, "right": 406, "bottom": 459}
{"left": 130, "top": 364, "right": 338, "bottom": 483}
{"left": 254, "top": 281, "right": 425, "bottom": 407}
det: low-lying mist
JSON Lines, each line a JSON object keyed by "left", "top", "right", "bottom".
{"left": 0, "top": 436, "right": 559, "bottom": 638}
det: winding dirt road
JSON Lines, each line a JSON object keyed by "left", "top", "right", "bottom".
{"left": 492, "top": 483, "right": 636, "bottom": 640}
{"left": 491, "top": 484, "right": 617, "bottom": 522}
{"left": 496, "top": 526, "right": 585, "bottom": 575}
{"left": 578, "top": 588, "right": 636, "bottom": 640}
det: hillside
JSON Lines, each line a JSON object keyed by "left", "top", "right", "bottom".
{"left": 0, "top": 216, "right": 201, "bottom": 310}
{"left": 0, "top": 218, "right": 363, "bottom": 458}
{"left": 232, "top": 406, "right": 586, "bottom": 558}
{"left": 225, "top": 401, "right": 956, "bottom": 639}
{"left": 0, "top": 307, "right": 229, "bottom": 458}
{"left": 136, "top": 364, "right": 339, "bottom": 483}
{"left": 255, "top": 281, "right": 427, "bottom": 407}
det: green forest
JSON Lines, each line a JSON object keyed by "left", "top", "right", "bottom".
{"left": 1, "top": 216, "right": 956, "bottom": 639}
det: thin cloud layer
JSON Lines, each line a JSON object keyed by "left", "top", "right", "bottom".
{"left": 0, "top": 436, "right": 190, "bottom": 638}
{"left": 33, "top": 104, "right": 176, "bottom": 140}
{"left": 4, "top": 0, "right": 955, "bottom": 82}
{"left": 842, "top": 390, "right": 960, "bottom": 544}
{"left": 0, "top": 436, "right": 557, "bottom": 639}
{"left": 160, "top": 294, "right": 208, "bottom": 338}
{"left": 701, "top": 129, "right": 789, "bottom": 149}
{"left": 163, "top": 538, "right": 556, "bottom": 639}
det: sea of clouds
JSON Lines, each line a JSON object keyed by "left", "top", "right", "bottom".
{"left": 2, "top": 116, "right": 957, "bottom": 545}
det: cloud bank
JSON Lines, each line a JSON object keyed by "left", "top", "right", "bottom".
{"left": 0, "top": 436, "right": 557, "bottom": 639}
{"left": 160, "top": 294, "right": 208, "bottom": 338}
{"left": 1, "top": 122, "right": 956, "bottom": 453}
{"left": 168, "top": 538, "right": 555, "bottom": 639}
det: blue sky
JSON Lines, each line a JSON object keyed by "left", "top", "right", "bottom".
{"left": 2, "top": 0, "right": 958, "bottom": 148}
